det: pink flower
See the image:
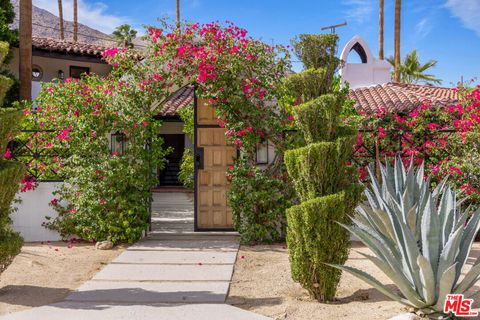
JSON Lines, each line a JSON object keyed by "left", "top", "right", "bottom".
{"left": 56, "top": 129, "right": 71, "bottom": 141}
{"left": 287, "top": 115, "right": 295, "bottom": 122}
{"left": 233, "top": 139, "right": 243, "bottom": 148}
{"left": 177, "top": 46, "right": 187, "bottom": 57}
{"left": 103, "top": 48, "right": 119, "bottom": 58}
{"left": 378, "top": 127, "right": 387, "bottom": 139}
{"left": 50, "top": 198, "right": 59, "bottom": 206}
{"left": 450, "top": 166, "right": 462, "bottom": 175}
{"left": 20, "top": 176, "right": 36, "bottom": 192}
{"left": 426, "top": 123, "right": 439, "bottom": 130}
{"left": 408, "top": 109, "right": 419, "bottom": 118}
{"left": 3, "top": 148, "right": 11, "bottom": 159}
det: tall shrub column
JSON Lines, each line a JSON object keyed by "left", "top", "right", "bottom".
{"left": 0, "top": 41, "right": 24, "bottom": 273}
{"left": 284, "top": 34, "right": 362, "bottom": 301}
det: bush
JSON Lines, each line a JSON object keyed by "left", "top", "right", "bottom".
{"left": 30, "top": 64, "right": 170, "bottom": 244}
{"left": 285, "top": 134, "right": 356, "bottom": 202}
{"left": 0, "top": 40, "right": 24, "bottom": 274}
{"left": 356, "top": 85, "right": 480, "bottom": 207}
{"left": 177, "top": 104, "right": 194, "bottom": 190}
{"left": 287, "top": 185, "right": 361, "bottom": 300}
{"left": 228, "top": 161, "right": 294, "bottom": 244}
{"left": 284, "top": 33, "right": 362, "bottom": 302}
{"left": 293, "top": 94, "right": 342, "bottom": 144}
{"left": 0, "top": 230, "right": 22, "bottom": 273}
{"left": 178, "top": 149, "right": 194, "bottom": 189}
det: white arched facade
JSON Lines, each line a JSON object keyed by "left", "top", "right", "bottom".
{"left": 339, "top": 35, "right": 391, "bottom": 89}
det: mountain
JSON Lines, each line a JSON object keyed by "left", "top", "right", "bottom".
{"left": 10, "top": 0, "right": 115, "bottom": 46}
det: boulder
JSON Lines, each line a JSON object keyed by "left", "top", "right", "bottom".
{"left": 95, "top": 240, "right": 114, "bottom": 250}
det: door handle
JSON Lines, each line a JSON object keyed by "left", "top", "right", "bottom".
{"left": 195, "top": 148, "right": 204, "bottom": 170}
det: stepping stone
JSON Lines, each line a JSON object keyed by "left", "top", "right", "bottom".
{"left": 93, "top": 264, "right": 234, "bottom": 281}
{"left": 0, "top": 302, "right": 272, "bottom": 320}
{"left": 128, "top": 240, "right": 239, "bottom": 251}
{"left": 66, "top": 280, "right": 230, "bottom": 303}
{"left": 113, "top": 250, "right": 237, "bottom": 264}
{"left": 146, "top": 233, "right": 239, "bottom": 241}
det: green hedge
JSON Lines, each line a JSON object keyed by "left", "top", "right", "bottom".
{"left": 0, "top": 161, "right": 25, "bottom": 221}
{"left": 286, "top": 184, "right": 362, "bottom": 300}
{"left": 0, "top": 229, "right": 23, "bottom": 273}
{"left": 0, "top": 42, "right": 25, "bottom": 273}
{"left": 0, "top": 109, "right": 22, "bottom": 151}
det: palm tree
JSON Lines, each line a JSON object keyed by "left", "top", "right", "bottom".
{"left": 378, "top": 0, "right": 384, "bottom": 60}
{"left": 394, "top": 0, "right": 401, "bottom": 82}
{"left": 387, "top": 50, "right": 441, "bottom": 85}
{"left": 58, "top": 0, "right": 64, "bottom": 40}
{"left": 112, "top": 24, "right": 137, "bottom": 48}
{"left": 19, "top": 0, "right": 32, "bottom": 101}
{"left": 73, "top": 0, "right": 78, "bottom": 42}
{"left": 176, "top": 0, "right": 180, "bottom": 29}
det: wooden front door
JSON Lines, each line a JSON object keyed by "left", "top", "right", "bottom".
{"left": 194, "top": 96, "right": 235, "bottom": 230}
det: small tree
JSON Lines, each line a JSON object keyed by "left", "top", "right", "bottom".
{"left": 0, "top": 41, "right": 24, "bottom": 273}
{"left": 112, "top": 24, "right": 137, "bottom": 48}
{"left": 284, "top": 34, "right": 362, "bottom": 301}
{"left": 387, "top": 49, "right": 441, "bottom": 85}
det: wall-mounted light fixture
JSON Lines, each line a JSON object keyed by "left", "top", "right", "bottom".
{"left": 111, "top": 132, "right": 126, "bottom": 155}
{"left": 256, "top": 139, "right": 269, "bottom": 164}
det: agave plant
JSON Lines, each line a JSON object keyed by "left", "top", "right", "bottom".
{"left": 331, "top": 158, "right": 480, "bottom": 318}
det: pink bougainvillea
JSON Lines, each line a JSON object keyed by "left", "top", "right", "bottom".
{"left": 356, "top": 85, "right": 480, "bottom": 204}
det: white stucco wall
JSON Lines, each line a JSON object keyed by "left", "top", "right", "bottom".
{"left": 12, "top": 182, "right": 62, "bottom": 242}
{"left": 339, "top": 35, "right": 391, "bottom": 89}
{"left": 7, "top": 48, "right": 112, "bottom": 100}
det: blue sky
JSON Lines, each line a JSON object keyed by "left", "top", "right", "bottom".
{"left": 33, "top": 0, "right": 480, "bottom": 87}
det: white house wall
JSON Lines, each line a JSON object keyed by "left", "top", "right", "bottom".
{"left": 7, "top": 48, "right": 111, "bottom": 100}
{"left": 12, "top": 182, "right": 62, "bottom": 242}
{"left": 339, "top": 35, "right": 391, "bottom": 89}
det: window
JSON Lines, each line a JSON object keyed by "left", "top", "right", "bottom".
{"left": 256, "top": 139, "right": 269, "bottom": 164}
{"left": 32, "top": 65, "right": 43, "bottom": 81}
{"left": 111, "top": 132, "right": 126, "bottom": 155}
{"left": 70, "top": 66, "right": 90, "bottom": 79}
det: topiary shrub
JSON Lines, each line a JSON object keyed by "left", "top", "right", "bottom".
{"left": 284, "top": 33, "right": 361, "bottom": 301}
{"left": 0, "top": 40, "right": 24, "bottom": 273}
{"left": 287, "top": 185, "right": 361, "bottom": 300}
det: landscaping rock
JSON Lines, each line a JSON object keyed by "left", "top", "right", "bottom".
{"left": 388, "top": 313, "right": 422, "bottom": 320}
{"left": 95, "top": 241, "right": 113, "bottom": 250}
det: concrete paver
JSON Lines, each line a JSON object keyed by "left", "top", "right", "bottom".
{"left": 0, "top": 192, "right": 270, "bottom": 320}
{"left": 66, "top": 280, "right": 230, "bottom": 303}
{"left": 93, "top": 263, "right": 234, "bottom": 281}
{"left": 128, "top": 239, "right": 239, "bottom": 251}
{"left": 112, "top": 250, "right": 237, "bottom": 264}
{"left": 1, "top": 303, "right": 271, "bottom": 320}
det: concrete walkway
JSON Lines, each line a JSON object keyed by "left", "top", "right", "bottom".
{"left": 1, "top": 192, "right": 270, "bottom": 320}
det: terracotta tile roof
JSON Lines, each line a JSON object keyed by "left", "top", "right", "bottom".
{"left": 32, "top": 36, "right": 106, "bottom": 58}
{"left": 349, "top": 82, "right": 459, "bottom": 113}
{"left": 159, "top": 85, "right": 194, "bottom": 117}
